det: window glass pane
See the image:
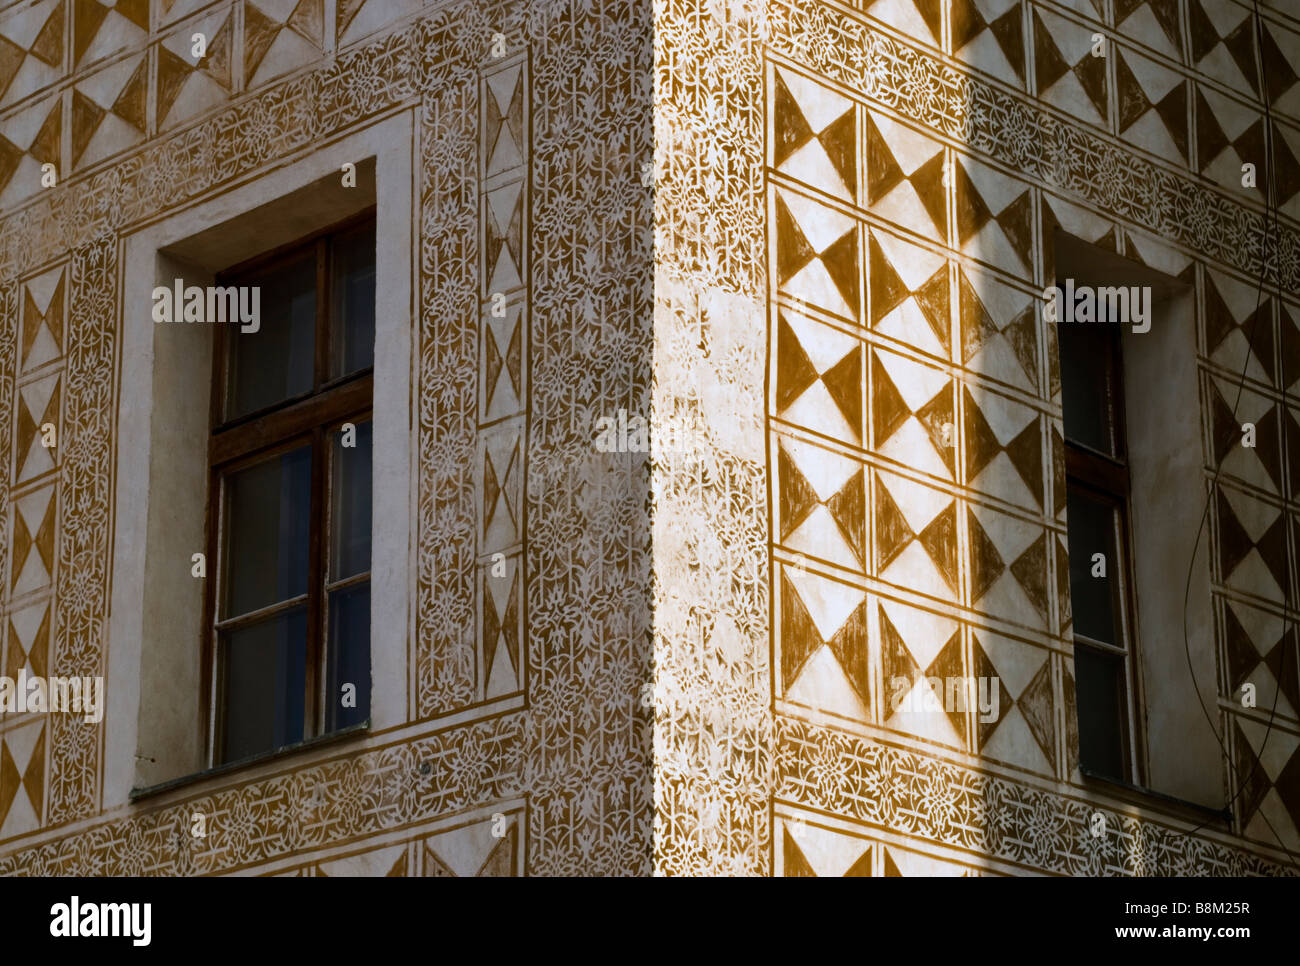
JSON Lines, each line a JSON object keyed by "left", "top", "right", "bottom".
{"left": 1074, "top": 643, "right": 1129, "bottom": 782}
{"left": 330, "top": 226, "right": 375, "bottom": 379}
{"left": 331, "top": 419, "right": 372, "bottom": 580}
{"left": 225, "top": 253, "right": 316, "bottom": 420}
{"left": 224, "top": 445, "right": 312, "bottom": 617}
{"left": 326, "top": 582, "right": 370, "bottom": 732}
{"left": 1057, "top": 317, "right": 1116, "bottom": 455}
{"left": 1066, "top": 488, "right": 1122, "bottom": 646}
{"left": 220, "top": 607, "right": 307, "bottom": 763}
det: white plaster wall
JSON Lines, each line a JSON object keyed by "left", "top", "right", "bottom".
{"left": 1124, "top": 286, "right": 1222, "bottom": 809}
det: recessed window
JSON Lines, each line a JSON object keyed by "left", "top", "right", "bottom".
{"left": 207, "top": 213, "right": 376, "bottom": 766}
{"left": 1052, "top": 231, "right": 1222, "bottom": 810}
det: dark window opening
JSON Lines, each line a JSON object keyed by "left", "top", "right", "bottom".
{"left": 1059, "top": 313, "right": 1140, "bottom": 784}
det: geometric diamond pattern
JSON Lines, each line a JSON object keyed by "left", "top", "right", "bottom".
{"left": 865, "top": 108, "right": 946, "bottom": 244}
{"left": 962, "top": 385, "right": 1043, "bottom": 507}
{"left": 1232, "top": 717, "right": 1300, "bottom": 851}
{"left": 1197, "top": 86, "right": 1300, "bottom": 211}
{"left": 1280, "top": 303, "right": 1300, "bottom": 397}
{"left": 974, "top": 632, "right": 1055, "bottom": 773}
{"left": 156, "top": 11, "right": 233, "bottom": 129}
{"left": 1187, "top": 0, "right": 1260, "bottom": 98}
{"left": 872, "top": 347, "right": 954, "bottom": 480}
{"left": 951, "top": 0, "right": 1026, "bottom": 89}
{"left": 863, "top": 0, "right": 943, "bottom": 47}
{"left": 9, "top": 484, "right": 55, "bottom": 598}
{"left": 476, "top": 49, "right": 530, "bottom": 715}
{"left": 336, "top": 0, "right": 422, "bottom": 47}
{"left": 968, "top": 503, "right": 1049, "bottom": 627}
{"left": 1204, "top": 268, "right": 1274, "bottom": 387}
{"left": 954, "top": 155, "right": 1032, "bottom": 276}
{"left": 1114, "top": 46, "right": 1188, "bottom": 163}
{"left": 775, "top": 309, "right": 862, "bottom": 445}
{"left": 760, "top": 35, "right": 1111, "bottom": 816}
{"left": 957, "top": 265, "right": 1038, "bottom": 393}
{"left": 482, "top": 300, "right": 525, "bottom": 422}
{"left": 1223, "top": 599, "right": 1299, "bottom": 722}
{"left": 777, "top": 436, "right": 865, "bottom": 572}
{"left": 1216, "top": 486, "right": 1290, "bottom": 604}
{"left": 880, "top": 599, "right": 964, "bottom": 747}
{"left": 875, "top": 470, "right": 958, "bottom": 599}
{"left": 1033, "top": 7, "right": 1109, "bottom": 127}
{"left": 3, "top": 600, "right": 50, "bottom": 681}
{"left": 779, "top": 565, "right": 869, "bottom": 720}
{"left": 780, "top": 820, "right": 872, "bottom": 876}
{"left": 72, "top": 0, "right": 147, "bottom": 70}
{"left": 12, "top": 369, "right": 59, "bottom": 484}
{"left": 880, "top": 844, "right": 973, "bottom": 876}
{"left": 772, "top": 65, "right": 856, "bottom": 202}
{"left": 244, "top": 0, "right": 324, "bottom": 88}
{"left": 422, "top": 819, "right": 518, "bottom": 877}
{"left": 72, "top": 53, "right": 148, "bottom": 169}
{"left": 484, "top": 178, "right": 525, "bottom": 299}
{"left": 280, "top": 811, "right": 524, "bottom": 877}
{"left": 1116, "top": 0, "right": 1184, "bottom": 61}
{"left": 484, "top": 59, "right": 525, "bottom": 181}
{"left": 1208, "top": 377, "right": 1280, "bottom": 494}
{"left": 1257, "top": 15, "right": 1300, "bottom": 119}
{"left": 481, "top": 561, "right": 520, "bottom": 699}
{"left": 0, "top": 0, "right": 1293, "bottom": 877}
{"left": 0, "top": 720, "right": 45, "bottom": 839}
{"left": 481, "top": 423, "right": 522, "bottom": 552}
{"left": 19, "top": 265, "right": 63, "bottom": 375}
{"left": 775, "top": 185, "right": 861, "bottom": 321}
{"left": 0, "top": 0, "right": 63, "bottom": 110}
{"left": 0, "top": 94, "right": 59, "bottom": 204}
{"left": 869, "top": 228, "right": 949, "bottom": 358}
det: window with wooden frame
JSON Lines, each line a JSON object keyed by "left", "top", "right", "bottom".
{"left": 1058, "top": 307, "right": 1142, "bottom": 785}
{"left": 204, "top": 211, "right": 376, "bottom": 767}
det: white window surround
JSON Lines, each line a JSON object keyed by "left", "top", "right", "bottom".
{"left": 105, "top": 110, "right": 415, "bottom": 805}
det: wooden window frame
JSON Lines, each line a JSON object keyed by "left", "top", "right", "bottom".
{"left": 201, "top": 208, "right": 376, "bottom": 767}
{"left": 1061, "top": 319, "right": 1147, "bottom": 786}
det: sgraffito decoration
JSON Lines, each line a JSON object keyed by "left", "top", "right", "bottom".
{"left": 0, "top": 0, "right": 653, "bottom": 877}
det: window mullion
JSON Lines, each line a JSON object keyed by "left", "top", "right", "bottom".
{"left": 203, "top": 467, "right": 223, "bottom": 768}
{"left": 304, "top": 425, "right": 327, "bottom": 741}
{"left": 1065, "top": 444, "right": 1128, "bottom": 497}
{"left": 209, "top": 374, "right": 373, "bottom": 466}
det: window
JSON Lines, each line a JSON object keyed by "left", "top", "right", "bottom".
{"left": 1051, "top": 231, "right": 1224, "bottom": 810}
{"left": 205, "top": 212, "right": 376, "bottom": 766}
{"left": 113, "top": 123, "right": 411, "bottom": 801}
{"left": 1059, "top": 300, "right": 1141, "bottom": 784}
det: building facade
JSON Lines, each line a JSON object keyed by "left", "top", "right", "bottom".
{"left": 0, "top": 0, "right": 1295, "bottom": 876}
